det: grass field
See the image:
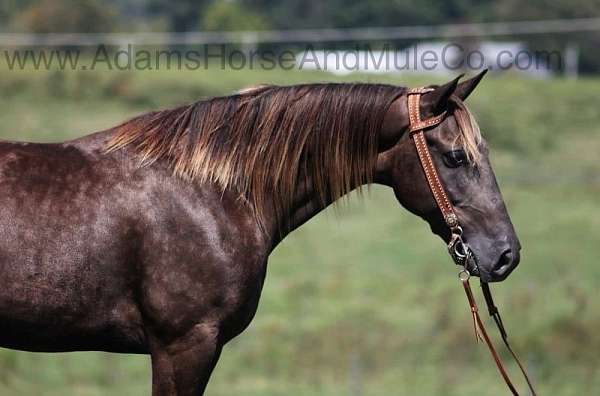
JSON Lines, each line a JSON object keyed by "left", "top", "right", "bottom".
{"left": 0, "top": 63, "right": 599, "bottom": 396}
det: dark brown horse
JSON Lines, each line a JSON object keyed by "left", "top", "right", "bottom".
{"left": 0, "top": 72, "right": 520, "bottom": 395}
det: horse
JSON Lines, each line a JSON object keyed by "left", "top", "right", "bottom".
{"left": 0, "top": 71, "right": 521, "bottom": 395}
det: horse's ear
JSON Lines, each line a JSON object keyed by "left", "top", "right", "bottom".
{"left": 454, "top": 69, "right": 488, "bottom": 101}
{"left": 421, "top": 75, "right": 462, "bottom": 116}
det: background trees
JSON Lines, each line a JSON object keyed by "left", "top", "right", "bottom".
{"left": 1, "top": 0, "right": 600, "bottom": 71}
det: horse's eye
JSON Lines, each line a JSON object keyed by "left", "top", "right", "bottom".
{"left": 443, "top": 150, "right": 467, "bottom": 168}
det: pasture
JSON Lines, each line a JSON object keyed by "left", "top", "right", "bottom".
{"left": 0, "top": 64, "right": 598, "bottom": 396}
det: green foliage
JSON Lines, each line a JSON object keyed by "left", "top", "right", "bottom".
{"left": 241, "top": 0, "right": 448, "bottom": 29}
{"left": 0, "top": 64, "right": 598, "bottom": 395}
{"left": 6, "top": 0, "right": 600, "bottom": 71}
{"left": 201, "top": 1, "right": 270, "bottom": 31}
{"left": 0, "top": 0, "right": 32, "bottom": 29}
{"left": 491, "top": 0, "right": 600, "bottom": 73}
{"left": 493, "top": 0, "right": 600, "bottom": 21}
{"left": 16, "top": 0, "right": 116, "bottom": 33}
{"left": 147, "top": 0, "right": 212, "bottom": 32}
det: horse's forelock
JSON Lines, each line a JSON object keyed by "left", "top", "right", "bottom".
{"left": 450, "top": 98, "right": 483, "bottom": 165}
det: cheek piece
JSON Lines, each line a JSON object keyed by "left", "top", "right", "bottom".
{"left": 406, "top": 87, "right": 537, "bottom": 396}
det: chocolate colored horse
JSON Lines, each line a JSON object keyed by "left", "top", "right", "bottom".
{"left": 0, "top": 71, "right": 520, "bottom": 395}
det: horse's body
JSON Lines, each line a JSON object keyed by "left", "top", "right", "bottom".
{"left": 0, "top": 133, "right": 268, "bottom": 375}
{"left": 0, "top": 76, "right": 521, "bottom": 395}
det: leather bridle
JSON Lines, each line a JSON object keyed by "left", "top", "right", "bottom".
{"left": 407, "top": 87, "right": 537, "bottom": 396}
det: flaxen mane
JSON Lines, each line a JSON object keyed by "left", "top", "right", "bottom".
{"left": 106, "top": 83, "right": 480, "bottom": 220}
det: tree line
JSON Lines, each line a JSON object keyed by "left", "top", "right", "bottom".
{"left": 2, "top": 0, "right": 600, "bottom": 73}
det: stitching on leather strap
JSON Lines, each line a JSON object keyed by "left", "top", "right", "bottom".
{"left": 406, "top": 88, "right": 455, "bottom": 225}
{"left": 412, "top": 131, "right": 453, "bottom": 217}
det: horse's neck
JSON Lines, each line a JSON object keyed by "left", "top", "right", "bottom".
{"left": 263, "top": 94, "right": 406, "bottom": 248}
{"left": 283, "top": 180, "right": 325, "bottom": 234}
{"left": 266, "top": 170, "right": 381, "bottom": 249}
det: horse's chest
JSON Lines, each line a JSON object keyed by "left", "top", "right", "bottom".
{"left": 138, "top": 234, "right": 270, "bottom": 342}
{"left": 218, "top": 257, "right": 269, "bottom": 341}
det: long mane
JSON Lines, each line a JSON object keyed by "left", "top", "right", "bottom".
{"left": 106, "top": 83, "right": 406, "bottom": 219}
{"left": 105, "top": 83, "right": 481, "bottom": 221}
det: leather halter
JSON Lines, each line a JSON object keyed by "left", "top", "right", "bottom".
{"left": 406, "top": 88, "right": 537, "bottom": 396}
{"left": 407, "top": 88, "right": 458, "bottom": 231}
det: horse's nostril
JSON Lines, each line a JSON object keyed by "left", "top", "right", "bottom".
{"left": 490, "top": 248, "right": 520, "bottom": 282}
{"left": 495, "top": 249, "right": 516, "bottom": 273}
{"left": 499, "top": 250, "right": 513, "bottom": 267}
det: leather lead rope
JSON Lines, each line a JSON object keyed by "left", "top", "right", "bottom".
{"left": 407, "top": 88, "right": 537, "bottom": 396}
{"left": 481, "top": 282, "right": 538, "bottom": 395}
{"left": 461, "top": 276, "right": 520, "bottom": 395}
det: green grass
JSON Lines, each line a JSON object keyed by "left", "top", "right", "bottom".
{"left": 0, "top": 63, "right": 598, "bottom": 395}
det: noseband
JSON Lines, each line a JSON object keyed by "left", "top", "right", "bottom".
{"left": 407, "top": 88, "right": 537, "bottom": 396}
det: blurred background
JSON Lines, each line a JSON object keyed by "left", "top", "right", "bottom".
{"left": 0, "top": 1, "right": 599, "bottom": 395}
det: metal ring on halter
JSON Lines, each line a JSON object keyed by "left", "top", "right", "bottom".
{"left": 453, "top": 238, "right": 469, "bottom": 259}
{"left": 458, "top": 268, "right": 470, "bottom": 281}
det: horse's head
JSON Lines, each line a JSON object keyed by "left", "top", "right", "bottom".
{"left": 377, "top": 72, "right": 520, "bottom": 282}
